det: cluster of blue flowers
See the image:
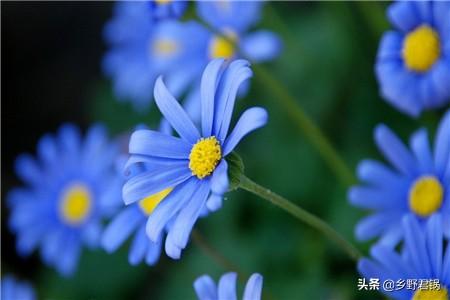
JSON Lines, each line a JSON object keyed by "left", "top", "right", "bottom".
{"left": 352, "top": 1, "right": 450, "bottom": 299}
{"left": 4, "top": 0, "right": 449, "bottom": 299}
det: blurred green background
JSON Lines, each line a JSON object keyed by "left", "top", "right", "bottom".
{"left": 2, "top": 2, "right": 445, "bottom": 299}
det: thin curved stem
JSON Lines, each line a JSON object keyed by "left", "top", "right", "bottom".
{"left": 252, "top": 64, "right": 356, "bottom": 187}
{"left": 239, "top": 175, "right": 361, "bottom": 262}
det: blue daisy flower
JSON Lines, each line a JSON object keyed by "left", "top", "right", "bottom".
{"left": 197, "top": 1, "right": 282, "bottom": 63}
{"left": 8, "top": 124, "right": 122, "bottom": 276}
{"left": 375, "top": 1, "right": 450, "bottom": 117}
{"left": 123, "top": 59, "right": 268, "bottom": 259}
{"left": 149, "top": 0, "right": 187, "bottom": 20}
{"left": 103, "top": 1, "right": 208, "bottom": 109}
{"left": 358, "top": 214, "right": 450, "bottom": 299}
{"left": 1, "top": 276, "right": 35, "bottom": 300}
{"left": 349, "top": 110, "right": 450, "bottom": 247}
{"left": 194, "top": 272, "right": 263, "bottom": 300}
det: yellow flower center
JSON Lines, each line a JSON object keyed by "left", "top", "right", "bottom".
{"left": 155, "top": 0, "right": 171, "bottom": 4}
{"left": 412, "top": 287, "right": 448, "bottom": 300}
{"left": 59, "top": 183, "right": 92, "bottom": 226}
{"left": 189, "top": 136, "right": 222, "bottom": 179}
{"left": 139, "top": 188, "right": 173, "bottom": 215}
{"left": 403, "top": 25, "right": 440, "bottom": 72}
{"left": 209, "top": 30, "right": 237, "bottom": 59}
{"left": 409, "top": 176, "right": 444, "bottom": 217}
{"left": 153, "top": 39, "right": 178, "bottom": 56}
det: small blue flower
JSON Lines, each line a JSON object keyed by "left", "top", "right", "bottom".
{"left": 103, "top": 1, "right": 208, "bottom": 109}
{"left": 8, "top": 124, "right": 122, "bottom": 276}
{"left": 375, "top": 1, "right": 450, "bottom": 117}
{"left": 123, "top": 59, "right": 268, "bottom": 259}
{"left": 358, "top": 214, "right": 450, "bottom": 299}
{"left": 349, "top": 110, "right": 450, "bottom": 247}
{"left": 149, "top": 0, "right": 187, "bottom": 20}
{"left": 194, "top": 272, "right": 263, "bottom": 300}
{"left": 1, "top": 275, "right": 35, "bottom": 300}
{"left": 197, "top": 1, "right": 282, "bottom": 63}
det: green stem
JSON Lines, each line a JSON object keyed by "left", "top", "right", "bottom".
{"left": 239, "top": 175, "right": 361, "bottom": 262}
{"left": 252, "top": 64, "right": 356, "bottom": 187}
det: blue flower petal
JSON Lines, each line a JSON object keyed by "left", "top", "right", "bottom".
{"left": 243, "top": 273, "right": 263, "bottom": 300}
{"left": 355, "top": 213, "right": 402, "bottom": 241}
{"left": 429, "top": 59, "right": 450, "bottom": 107}
{"left": 241, "top": 30, "right": 282, "bottom": 62}
{"left": 129, "top": 129, "right": 191, "bottom": 159}
{"left": 59, "top": 124, "right": 81, "bottom": 162}
{"left": 356, "top": 159, "right": 406, "bottom": 189}
{"left": 218, "top": 272, "right": 237, "bottom": 300}
{"left": 425, "top": 214, "right": 443, "bottom": 278}
{"left": 128, "top": 225, "right": 147, "bottom": 266}
{"left": 211, "top": 160, "right": 228, "bottom": 195}
{"left": 196, "top": 1, "right": 263, "bottom": 33}
{"left": 14, "top": 155, "right": 41, "bottom": 186}
{"left": 443, "top": 237, "right": 450, "bottom": 284}
{"left": 122, "top": 164, "right": 191, "bottom": 205}
{"left": 434, "top": 110, "right": 450, "bottom": 176}
{"left": 377, "top": 31, "right": 403, "bottom": 61}
{"left": 387, "top": 1, "right": 419, "bottom": 32}
{"left": 348, "top": 186, "right": 407, "bottom": 210}
{"left": 146, "top": 177, "right": 198, "bottom": 241}
{"left": 154, "top": 76, "right": 200, "bottom": 143}
{"left": 377, "top": 226, "right": 403, "bottom": 248}
{"left": 214, "top": 60, "right": 253, "bottom": 142}
{"left": 194, "top": 275, "right": 217, "bottom": 300}
{"left": 81, "top": 221, "right": 102, "bottom": 248}
{"left": 223, "top": 107, "right": 268, "bottom": 155}
{"left": 375, "top": 124, "right": 417, "bottom": 176}
{"left": 375, "top": 61, "right": 422, "bottom": 117}
{"left": 167, "top": 179, "right": 210, "bottom": 250}
{"left": 403, "top": 215, "right": 432, "bottom": 277}
{"left": 37, "top": 134, "right": 58, "bottom": 167}
{"left": 370, "top": 245, "right": 412, "bottom": 279}
{"left": 409, "top": 129, "right": 433, "bottom": 173}
{"left": 433, "top": 1, "right": 450, "bottom": 35}
{"left": 201, "top": 58, "right": 225, "bottom": 137}
{"left": 206, "top": 193, "right": 223, "bottom": 212}
{"left": 102, "top": 206, "right": 141, "bottom": 253}
{"left": 145, "top": 233, "right": 162, "bottom": 266}
{"left": 56, "top": 234, "right": 81, "bottom": 277}
{"left": 164, "top": 230, "right": 181, "bottom": 259}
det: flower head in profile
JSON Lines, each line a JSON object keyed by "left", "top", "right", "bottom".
{"left": 8, "top": 124, "right": 122, "bottom": 276}
{"left": 194, "top": 272, "right": 263, "bottom": 300}
{"left": 197, "top": 1, "right": 282, "bottom": 63}
{"left": 349, "top": 110, "right": 450, "bottom": 247}
{"left": 359, "top": 214, "right": 449, "bottom": 300}
{"left": 103, "top": 1, "right": 208, "bottom": 109}
{"left": 375, "top": 1, "right": 450, "bottom": 116}
{"left": 149, "top": 0, "right": 187, "bottom": 20}
{"left": 123, "top": 59, "right": 268, "bottom": 259}
{"left": 1, "top": 275, "right": 35, "bottom": 300}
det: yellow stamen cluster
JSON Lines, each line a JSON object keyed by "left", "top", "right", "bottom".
{"left": 139, "top": 188, "right": 173, "bottom": 216}
{"left": 209, "top": 30, "right": 237, "bottom": 59}
{"left": 155, "top": 0, "right": 171, "bottom": 4}
{"left": 189, "top": 136, "right": 222, "bottom": 179}
{"left": 412, "top": 287, "right": 448, "bottom": 300}
{"left": 153, "top": 39, "right": 178, "bottom": 56}
{"left": 409, "top": 176, "right": 443, "bottom": 217}
{"left": 59, "top": 183, "right": 92, "bottom": 226}
{"left": 403, "top": 25, "right": 440, "bottom": 72}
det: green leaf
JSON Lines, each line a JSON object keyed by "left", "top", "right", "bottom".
{"left": 225, "top": 152, "right": 245, "bottom": 191}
